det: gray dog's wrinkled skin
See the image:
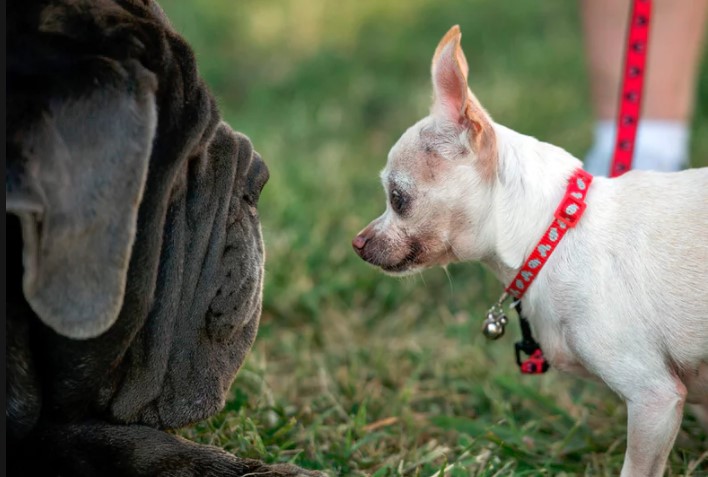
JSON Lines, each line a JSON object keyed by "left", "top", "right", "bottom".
{"left": 6, "top": 1, "right": 322, "bottom": 475}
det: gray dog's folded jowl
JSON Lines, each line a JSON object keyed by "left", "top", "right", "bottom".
{"left": 7, "top": 1, "right": 319, "bottom": 476}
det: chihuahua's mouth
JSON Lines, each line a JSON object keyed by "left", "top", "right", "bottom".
{"left": 380, "top": 262, "right": 419, "bottom": 276}
{"left": 378, "top": 241, "right": 423, "bottom": 275}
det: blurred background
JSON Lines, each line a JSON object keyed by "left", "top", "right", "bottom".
{"left": 160, "top": 1, "right": 708, "bottom": 475}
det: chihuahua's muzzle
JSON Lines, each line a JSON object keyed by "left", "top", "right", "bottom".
{"left": 352, "top": 222, "right": 425, "bottom": 275}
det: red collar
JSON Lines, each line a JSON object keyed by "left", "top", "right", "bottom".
{"left": 481, "top": 168, "right": 593, "bottom": 374}
{"left": 504, "top": 168, "right": 593, "bottom": 300}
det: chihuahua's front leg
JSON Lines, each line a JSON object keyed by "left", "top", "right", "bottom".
{"left": 620, "top": 378, "right": 687, "bottom": 477}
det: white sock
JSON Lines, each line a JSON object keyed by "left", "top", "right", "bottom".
{"left": 583, "top": 120, "right": 690, "bottom": 176}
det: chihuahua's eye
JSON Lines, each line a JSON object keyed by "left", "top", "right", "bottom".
{"left": 390, "top": 189, "right": 407, "bottom": 214}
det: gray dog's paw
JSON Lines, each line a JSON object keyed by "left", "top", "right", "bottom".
{"left": 261, "top": 463, "right": 329, "bottom": 477}
{"left": 11, "top": 424, "right": 328, "bottom": 477}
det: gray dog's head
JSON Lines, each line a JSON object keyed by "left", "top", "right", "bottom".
{"left": 7, "top": 0, "right": 269, "bottom": 435}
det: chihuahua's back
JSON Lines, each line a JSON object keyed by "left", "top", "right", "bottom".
{"left": 526, "top": 166, "right": 708, "bottom": 412}
{"left": 568, "top": 168, "right": 708, "bottom": 360}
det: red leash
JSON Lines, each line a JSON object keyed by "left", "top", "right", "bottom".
{"left": 610, "top": 0, "right": 652, "bottom": 177}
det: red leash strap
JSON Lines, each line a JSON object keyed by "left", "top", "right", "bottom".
{"left": 505, "top": 169, "right": 593, "bottom": 300}
{"left": 610, "top": 0, "right": 652, "bottom": 177}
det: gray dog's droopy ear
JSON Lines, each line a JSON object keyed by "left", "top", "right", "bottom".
{"left": 6, "top": 59, "right": 157, "bottom": 339}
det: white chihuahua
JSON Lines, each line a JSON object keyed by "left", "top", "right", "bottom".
{"left": 353, "top": 26, "right": 708, "bottom": 477}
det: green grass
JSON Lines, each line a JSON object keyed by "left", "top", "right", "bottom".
{"left": 162, "top": 1, "right": 708, "bottom": 475}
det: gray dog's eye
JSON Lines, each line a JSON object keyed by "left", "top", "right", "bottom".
{"left": 390, "top": 189, "right": 407, "bottom": 214}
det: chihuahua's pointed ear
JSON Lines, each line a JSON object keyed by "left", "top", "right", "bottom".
{"left": 431, "top": 26, "right": 497, "bottom": 178}
{"left": 431, "top": 25, "right": 469, "bottom": 120}
{"left": 6, "top": 59, "right": 157, "bottom": 339}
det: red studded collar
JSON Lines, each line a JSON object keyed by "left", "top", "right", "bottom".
{"left": 505, "top": 168, "right": 593, "bottom": 300}
{"left": 481, "top": 168, "right": 593, "bottom": 374}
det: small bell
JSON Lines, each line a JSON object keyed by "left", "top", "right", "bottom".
{"left": 482, "top": 311, "right": 507, "bottom": 340}
{"left": 482, "top": 297, "right": 509, "bottom": 340}
{"left": 482, "top": 318, "right": 505, "bottom": 339}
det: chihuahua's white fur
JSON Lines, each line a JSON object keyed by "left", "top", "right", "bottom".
{"left": 355, "top": 26, "right": 708, "bottom": 477}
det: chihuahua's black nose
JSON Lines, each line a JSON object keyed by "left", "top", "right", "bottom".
{"left": 352, "top": 234, "right": 368, "bottom": 255}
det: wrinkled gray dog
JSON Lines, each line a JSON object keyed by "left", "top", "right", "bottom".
{"left": 6, "top": 1, "right": 321, "bottom": 475}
